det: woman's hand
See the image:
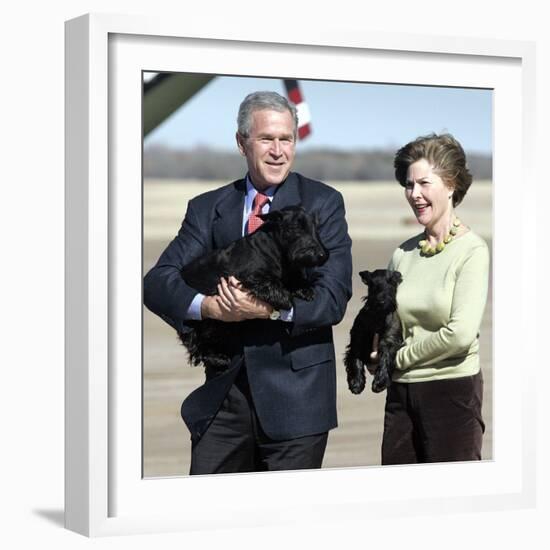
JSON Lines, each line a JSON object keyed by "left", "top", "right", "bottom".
{"left": 366, "top": 333, "right": 380, "bottom": 374}
{"left": 202, "top": 276, "right": 271, "bottom": 321}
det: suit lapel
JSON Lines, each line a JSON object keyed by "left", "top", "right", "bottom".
{"left": 271, "top": 172, "right": 302, "bottom": 210}
{"left": 212, "top": 179, "right": 246, "bottom": 249}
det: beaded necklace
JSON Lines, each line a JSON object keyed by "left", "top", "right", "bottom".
{"left": 419, "top": 218, "right": 461, "bottom": 256}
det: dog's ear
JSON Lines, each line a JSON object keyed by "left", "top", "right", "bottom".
{"left": 259, "top": 210, "right": 283, "bottom": 223}
{"left": 359, "top": 270, "right": 372, "bottom": 285}
{"left": 390, "top": 270, "right": 403, "bottom": 285}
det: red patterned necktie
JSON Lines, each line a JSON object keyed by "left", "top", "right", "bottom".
{"left": 247, "top": 192, "right": 270, "bottom": 234}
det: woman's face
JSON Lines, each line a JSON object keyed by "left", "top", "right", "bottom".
{"left": 405, "top": 158, "right": 454, "bottom": 229}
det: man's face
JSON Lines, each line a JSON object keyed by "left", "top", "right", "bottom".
{"left": 236, "top": 109, "right": 296, "bottom": 190}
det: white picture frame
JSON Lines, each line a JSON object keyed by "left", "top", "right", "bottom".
{"left": 65, "top": 13, "right": 537, "bottom": 537}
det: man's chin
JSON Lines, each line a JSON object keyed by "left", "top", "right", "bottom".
{"left": 261, "top": 170, "right": 291, "bottom": 187}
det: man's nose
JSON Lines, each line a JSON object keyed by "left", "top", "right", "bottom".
{"left": 270, "top": 139, "right": 282, "bottom": 156}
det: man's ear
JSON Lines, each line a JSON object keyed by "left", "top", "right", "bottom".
{"left": 236, "top": 132, "right": 247, "bottom": 157}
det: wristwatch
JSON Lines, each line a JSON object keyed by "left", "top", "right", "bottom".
{"left": 269, "top": 308, "right": 281, "bottom": 321}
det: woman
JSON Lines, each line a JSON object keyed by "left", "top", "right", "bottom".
{"left": 375, "top": 133, "right": 490, "bottom": 464}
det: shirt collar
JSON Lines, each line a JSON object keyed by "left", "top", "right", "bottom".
{"left": 245, "top": 175, "right": 276, "bottom": 210}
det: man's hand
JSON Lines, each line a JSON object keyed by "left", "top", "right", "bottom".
{"left": 201, "top": 276, "right": 272, "bottom": 321}
{"left": 366, "top": 333, "right": 380, "bottom": 375}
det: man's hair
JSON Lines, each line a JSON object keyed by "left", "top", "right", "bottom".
{"left": 393, "top": 133, "right": 473, "bottom": 207}
{"left": 237, "top": 91, "right": 298, "bottom": 138}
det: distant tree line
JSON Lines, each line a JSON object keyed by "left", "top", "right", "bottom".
{"left": 143, "top": 145, "right": 492, "bottom": 182}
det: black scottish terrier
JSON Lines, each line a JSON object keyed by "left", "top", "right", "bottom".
{"left": 344, "top": 269, "right": 403, "bottom": 394}
{"left": 179, "top": 206, "right": 329, "bottom": 370}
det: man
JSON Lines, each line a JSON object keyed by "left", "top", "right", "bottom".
{"left": 144, "top": 91, "right": 352, "bottom": 474}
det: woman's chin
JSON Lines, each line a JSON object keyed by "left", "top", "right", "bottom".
{"left": 415, "top": 214, "right": 430, "bottom": 227}
{"left": 414, "top": 207, "right": 433, "bottom": 227}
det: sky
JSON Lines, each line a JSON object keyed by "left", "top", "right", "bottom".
{"left": 144, "top": 74, "right": 492, "bottom": 155}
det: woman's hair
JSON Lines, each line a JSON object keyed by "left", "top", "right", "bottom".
{"left": 394, "top": 133, "right": 473, "bottom": 207}
{"left": 237, "top": 91, "right": 298, "bottom": 139}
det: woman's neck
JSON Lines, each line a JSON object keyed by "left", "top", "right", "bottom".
{"left": 425, "top": 212, "right": 455, "bottom": 245}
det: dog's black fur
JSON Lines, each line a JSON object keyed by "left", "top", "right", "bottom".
{"left": 344, "top": 269, "right": 403, "bottom": 394}
{"left": 178, "top": 206, "right": 329, "bottom": 370}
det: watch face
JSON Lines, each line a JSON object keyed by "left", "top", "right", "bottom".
{"left": 270, "top": 309, "right": 280, "bottom": 320}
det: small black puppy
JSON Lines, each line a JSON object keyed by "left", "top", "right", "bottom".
{"left": 344, "top": 269, "right": 403, "bottom": 394}
{"left": 179, "top": 205, "right": 329, "bottom": 370}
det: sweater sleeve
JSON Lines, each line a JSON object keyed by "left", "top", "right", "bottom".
{"left": 388, "top": 247, "right": 401, "bottom": 271}
{"left": 396, "top": 243, "right": 489, "bottom": 370}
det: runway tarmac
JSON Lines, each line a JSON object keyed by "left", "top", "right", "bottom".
{"left": 142, "top": 179, "right": 493, "bottom": 476}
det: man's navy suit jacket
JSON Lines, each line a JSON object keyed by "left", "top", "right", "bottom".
{"left": 143, "top": 172, "right": 353, "bottom": 441}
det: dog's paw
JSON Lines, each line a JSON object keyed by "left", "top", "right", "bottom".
{"left": 348, "top": 376, "right": 366, "bottom": 394}
{"left": 347, "top": 359, "right": 366, "bottom": 394}
{"left": 371, "top": 368, "right": 391, "bottom": 393}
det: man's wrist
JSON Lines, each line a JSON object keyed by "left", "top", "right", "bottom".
{"left": 279, "top": 307, "right": 294, "bottom": 322}
{"left": 200, "top": 295, "right": 216, "bottom": 320}
{"left": 187, "top": 293, "right": 205, "bottom": 321}
{"left": 268, "top": 307, "right": 293, "bottom": 321}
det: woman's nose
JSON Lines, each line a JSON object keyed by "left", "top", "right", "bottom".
{"left": 410, "top": 182, "right": 421, "bottom": 197}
